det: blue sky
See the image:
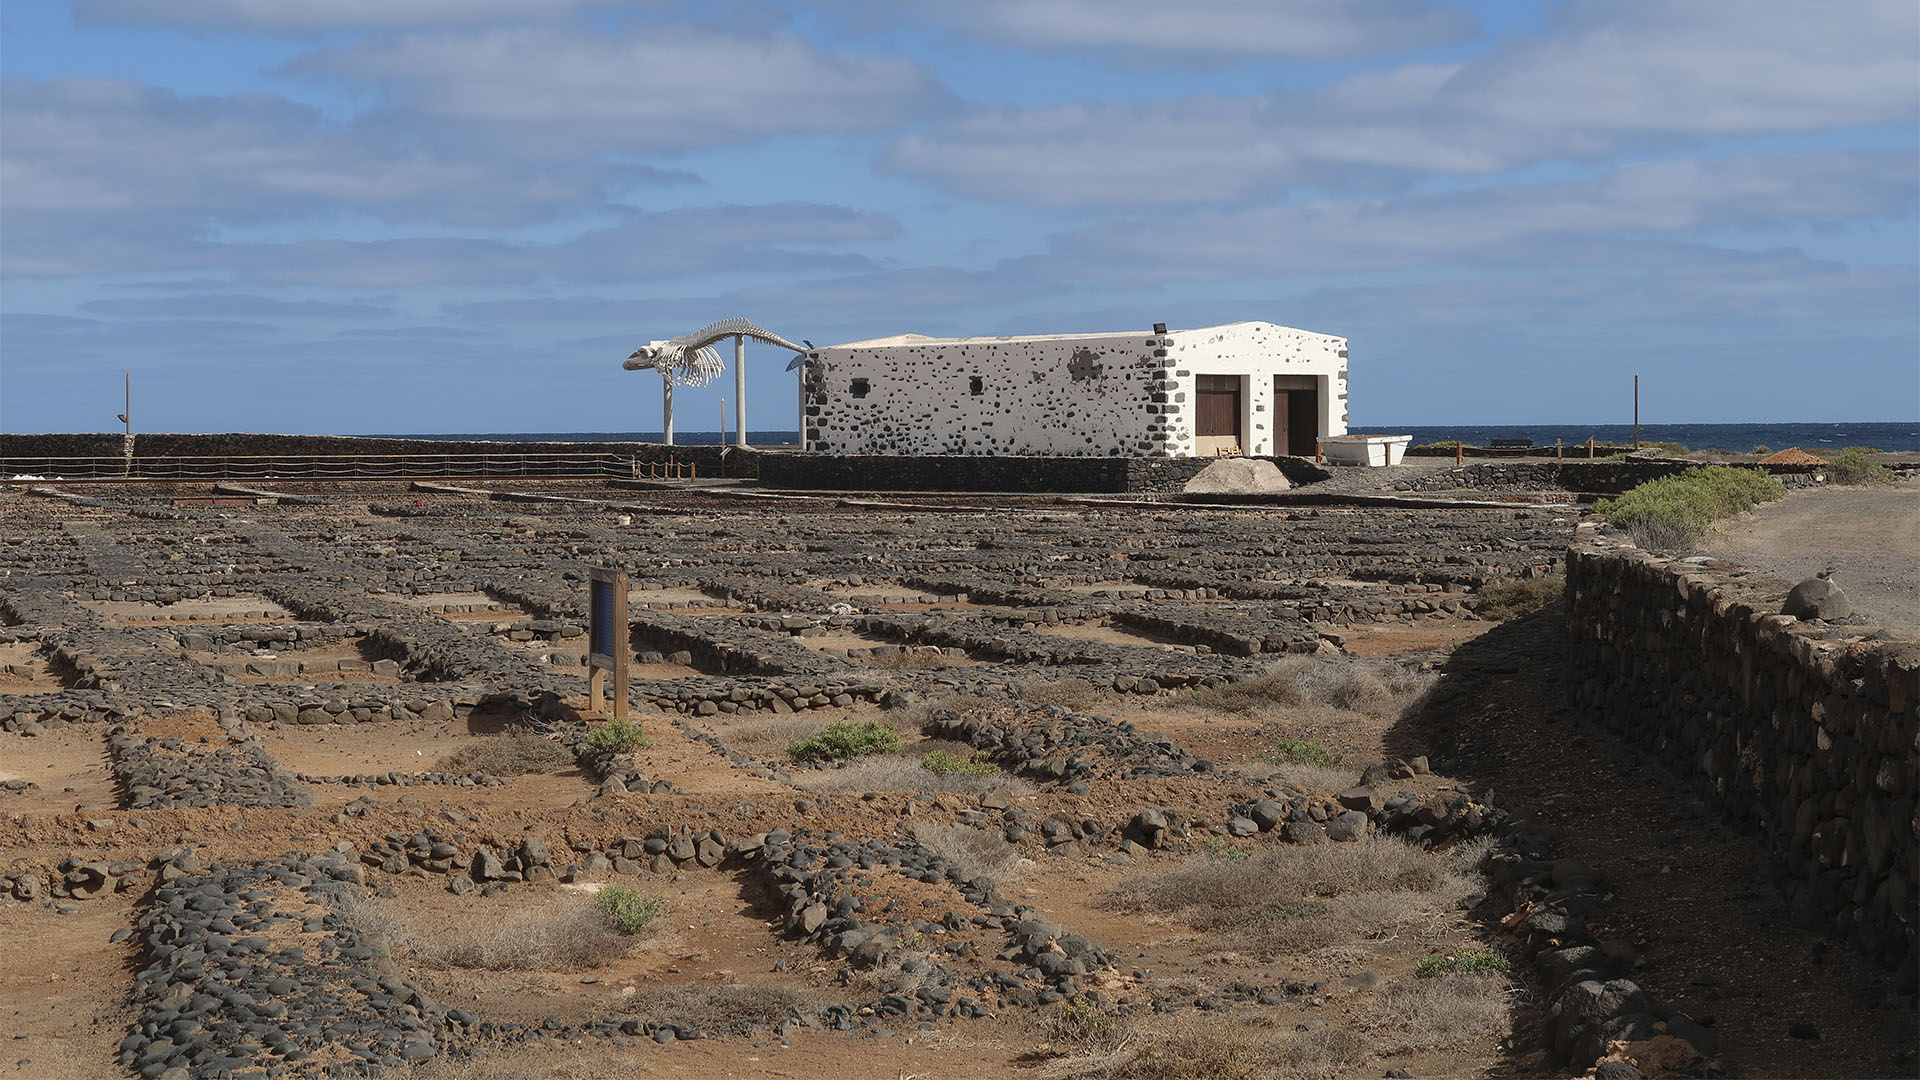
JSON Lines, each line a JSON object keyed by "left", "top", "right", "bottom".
{"left": 1, "top": 0, "right": 1915, "bottom": 434}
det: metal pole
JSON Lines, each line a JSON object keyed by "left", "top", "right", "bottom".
{"left": 796, "top": 361, "right": 806, "bottom": 450}
{"left": 1633, "top": 373, "right": 1640, "bottom": 448}
{"left": 734, "top": 334, "right": 747, "bottom": 447}
{"left": 662, "top": 378, "right": 674, "bottom": 446}
{"left": 124, "top": 373, "right": 131, "bottom": 436}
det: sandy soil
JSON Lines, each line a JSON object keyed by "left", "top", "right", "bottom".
{"left": 1702, "top": 481, "right": 1920, "bottom": 631}
{"left": 0, "top": 726, "right": 116, "bottom": 814}
{"left": 0, "top": 641, "right": 70, "bottom": 692}
{"left": 0, "top": 897, "right": 140, "bottom": 1080}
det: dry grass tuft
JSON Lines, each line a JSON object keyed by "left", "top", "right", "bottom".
{"left": 862, "top": 647, "right": 969, "bottom": 669}
{"left": 1097, "top": 836, "right": 1482, "bottom": 954}
{"left": 908, "top": 819, "right": 1028, "bottom": 881}
{"left": 333, "top": 892, "right": 629, "bottom": 972}
{"left": 1371, "top": 972, "right": 1509, "bottom": 1052}
{"left": 790, "top": 751, "right": 1036, "bottom": 796}
{"left": 1472, "top": 577, "right": 1564, "bottom": 621}
{"left": 1189, "top": 656, "right": 1435, "bottom": 718}
{"left": 714, "top": 714, "right": 825, "bottom": 758}
{"left": 1276, "top": 1025, "right": 1371, "bottom": 1080}
{"left": 1011, "top": 676, "right": 1112, "bottom": 713}
{"left": 433, "top": 732, "right": 578, "bottom": 776}
{"left": 613, "top": 983, "right": 821, "bottom": 1033}
{"left": 405, "top": 1052, "right": 649, "bottom": 1079}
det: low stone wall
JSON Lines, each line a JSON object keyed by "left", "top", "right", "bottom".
{"left": 758, "top": 453, "right": 1326, "bottom": 493}
{"left": 1565, "top": 525, "right": 1918, "bottom": 984}
{"left": 1393, "top": 460, "right": 1824, "bottom": 495}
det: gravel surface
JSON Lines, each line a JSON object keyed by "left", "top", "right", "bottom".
{"left": 1703, "top": 480, "right": 1920, "bottom": 632}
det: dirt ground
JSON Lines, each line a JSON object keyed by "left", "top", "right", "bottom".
{"left": 1702, "top": 480, "right": 1920, "bottom": 631}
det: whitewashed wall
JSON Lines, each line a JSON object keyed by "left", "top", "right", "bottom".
{"left": 1161, "top": 322, "right": 1349, "bottom": 457}
{"left": 803, "top": 321, "right": 1347, "bottom": 457}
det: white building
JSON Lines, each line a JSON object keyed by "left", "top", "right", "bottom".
{"left": 799, "top": 320, "right": 1348, "bottom": 457}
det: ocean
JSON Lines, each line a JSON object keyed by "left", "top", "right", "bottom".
{"left": 376, "top": 422, "right": 1920, "bottom": 452}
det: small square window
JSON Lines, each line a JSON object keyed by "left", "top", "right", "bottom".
{"left": 850, "top": 378, "right": 870, "bottom": 398}
{"left": 969, "top": 375, "right": 984, "bottom": 395}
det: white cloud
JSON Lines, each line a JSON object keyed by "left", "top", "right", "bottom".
{"left": 75, "top": 0, "right": 617, "bottom": 30}
{"left": 289, "top": 25, "right": 949, "bottom": 156}
{"left": 831, "top": 0, "right": 1474, "bottom": 61}
{"left": 0, "top": 77, "right": 678, "bottom": 229}
{"left": 1021, "top": 150, "right": 1919, "bottom": 280}
{"left": 882, "top": 0, "right": 1920, "bottom": 205}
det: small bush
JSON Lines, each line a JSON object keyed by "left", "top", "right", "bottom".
{"left": 922, "top": 748, "right": 999, "bottom": 776}
{"left": 908, "top": 819, "right": 1027, "bottom": 880}
{"left": 1207, "top": 836, "right": 1251, "bottom": 861}
{"left": 1373, "top": 972, "right": 1509, "bottom": 1054}
{"left": 1594, "top": 465, "right": 1784, "bottom": 549}
{"left": 787, "top": 718, "right": 901, "bottom": 760}
{"left": 1105, "top": 1035, "right": 1263, "bottom": 1080}
{"left": 1415, "top": 440, "right": 1462, "bottom": 451}
{"left": 1472, "top": 577, "right": 1564, "bottom": 621}
{"left": 1012, "top": 676, "right": 1108, "bottom": 712}
{"left": 584, "top": 714, "right": 650, "bottom": 754}
{"left": 435, "top": 732, "right": 576, "bottom": 776}
{"left": 334, "top": 893, "right": 629, "bottom": 972}
{"left": 1751, "top": 444, "right": 1772, "bottom": 456}
{"left": 1829, "top": 447, "right": 1894, "bottom": 486}
{"left": 614, "top": 984, "right": 819, "bottom": 1033}
{"left": 1642, "top": 440, "right": 1690, "bottom": 455}
{"left": 1192, "top": 656, "right": 1434, "bottom": 718}
{"left": 1414, "top": 947, "right": 1510, "bottom": 978}
{"left": 1099, "top": 836, "right": 1484, "bottom": 955}
{"left": 593, "top": 885, "right": 661, "bottom": 934}
{"left": 1046, "top": 997, "right": 1116, "bottom": 1049}
{"left": 1261, "top": 736, "right": 1350, "bottom": 768}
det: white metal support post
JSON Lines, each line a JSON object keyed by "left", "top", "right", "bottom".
{"left": 734, "top": 334, "right": 747, "bottom": 446}
{"left": 661, "top": 378, "right": 675, "bottom": 445}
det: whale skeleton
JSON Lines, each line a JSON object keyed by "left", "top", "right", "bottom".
{"left": 622, "top": 318, "right": 809, "bottom": 447}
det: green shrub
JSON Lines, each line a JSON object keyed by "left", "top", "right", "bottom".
{"left": 585, "top": 714, "right": 650, "bottom": 754}
{"left": 1046, "top": 997, "right": 1116, "bottom": 1048}
{"left": 1593, "top": 465, "right": 1784, "bottom": 549}
{"left": 1829, "top": 448, "right": 1894, "bottom": 486}
{"left": 786, "top": 719, "right": 901, "bottom": 761}
{"left": 1261, "top": 736, "right": 1350, "bottom": 768}
{"left": 1642, "top": 441, "right": 1690, "bottom": 455}
{"left": 1472, "top": 577, "right": 1564, "bottom": 621}
{"left": 1414, "top": 440, "right": 1463, "bottom": 451}
{"left": 1207, "top": 836, "right": 1251, "bottom": 861}
{"left": 1751, "top": 444, "right": 1772, "bottom": 456}
{"left": 593, "top": 885, "right": 662, "bottom": 935}
{"left": 1414, "top": 947, "right": 1510, "bottom": 978}
{"left": 922, "top": 748, "right": 999, "bottom": 776}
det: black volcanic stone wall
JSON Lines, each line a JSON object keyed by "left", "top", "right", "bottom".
{"left": 1565, "top": 525, "right": 1918, "bottom": 985}
{"left": 759, "top": 453, "right": 1327, "bottom": 493}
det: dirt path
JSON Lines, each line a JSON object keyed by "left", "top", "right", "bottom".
{"left": 1703, "top": 481, "right": 1920, "bottom": 631}
{"left": 1393, "top": 609, "right": 1917, "bottom": 1078}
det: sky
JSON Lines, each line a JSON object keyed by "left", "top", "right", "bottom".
{"left": 1, "top": 0, "right": 1915, "bottom": 435}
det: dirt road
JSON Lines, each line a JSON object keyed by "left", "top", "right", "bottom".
{"left": 1703, "top": 481, "right": 1920, "bottom": 631}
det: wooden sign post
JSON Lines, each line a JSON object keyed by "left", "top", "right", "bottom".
{"left": 586, "top": 567, "right": 629, "bottom": 719}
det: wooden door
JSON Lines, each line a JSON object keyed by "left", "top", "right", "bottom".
{"left": 1195, "top": 376, "right": 1240, "bottom": 437}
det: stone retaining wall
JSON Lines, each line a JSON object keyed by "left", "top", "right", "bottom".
{"left": 1394, "top": 460, "right": 1827, "bottom": 495}
{"left": 758, "top": 453, "right": 1327, "bottom": 493}
{"left": 1564, "top": 525, "right": 1918, "bottom": 984}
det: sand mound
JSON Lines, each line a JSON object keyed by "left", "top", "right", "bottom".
{"left": 1183, "top": 458, "right": 1292, "bottom": 494}
{"left": 1760, "top": 447, "right": 1828, "bottom": 465}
